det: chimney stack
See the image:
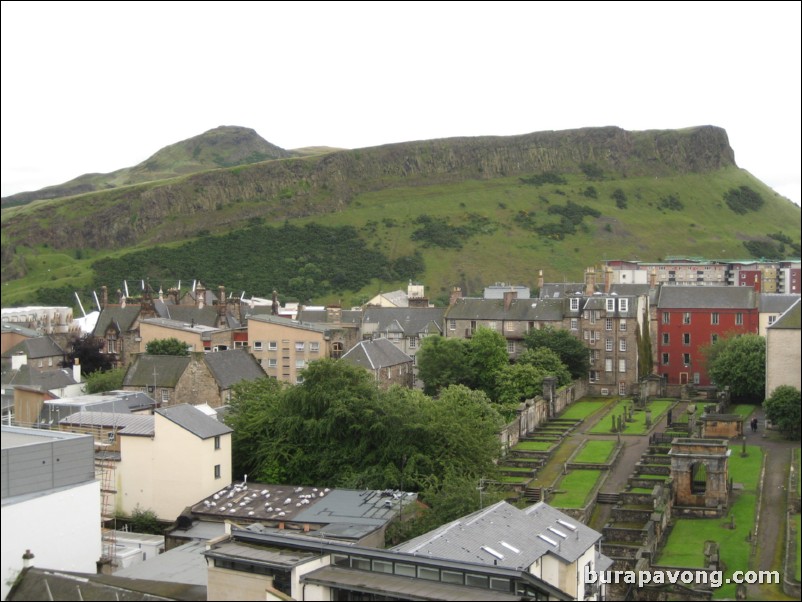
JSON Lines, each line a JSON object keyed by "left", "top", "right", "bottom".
{"left": 584, "top": 267, "right": 596, "bottom": 296}
{"left": 101, "top": 286, "right": 108, "bottom": 310}
{"left": 649, "top": 268, "right": 658, "bottom": 289}
{"left": 449, "top": 286, "right": 463, "bottom": 307}
{"left": 217, "top": 286, "right": 226, "bottom": 326}
{"left": 73, "top": 358, "right": 81, "bottom": 383}
{"left": 196, "top": 283, "right": 206, "bottom": 309}
{"left": 503, "top": 290, "right": 518, "bottom": 311}
{"left": 604, "top": 266, "right": 613, "bottom": 294}
{"left": 537, "top": 269, "right": 544, "bottom": 292}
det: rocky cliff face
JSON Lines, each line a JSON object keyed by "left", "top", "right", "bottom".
{"left": 1, "top": 126, "right": 736, "bottom": 253}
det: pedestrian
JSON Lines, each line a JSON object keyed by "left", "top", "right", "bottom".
{"left": 750, "top": 417, "right": 758, "bottom": 433}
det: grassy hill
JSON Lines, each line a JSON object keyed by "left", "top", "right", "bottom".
{"left": 0, "top": 126, "right": 294, "bottom": 209}
{"left": 1, "top": 126, "right": 799, "bottom": 309}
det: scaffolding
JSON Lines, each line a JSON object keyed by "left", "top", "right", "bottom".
{"left": 96, "top": 450, "right": 118, "bottom": 564}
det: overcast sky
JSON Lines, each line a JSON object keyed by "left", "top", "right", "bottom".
{"left": 2, "top": 1, "right": 800, "bottom": 205}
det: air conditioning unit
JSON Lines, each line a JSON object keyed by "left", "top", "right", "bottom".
{"left": 601, "top": 388, "right": 610, "bottom": 396}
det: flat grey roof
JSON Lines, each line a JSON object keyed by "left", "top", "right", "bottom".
{"left": 115, "top": 541, "right": 208, "bottom": 587}
{"left": 1, "top": 426, "right": 89, "bottom": 449}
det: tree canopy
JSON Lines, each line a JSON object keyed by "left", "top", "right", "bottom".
{"left": 703, "top": 334, "right": 765, "bottom": 401}
{"left": 145, "top": 337, "right": 190, "bottom": 356}
{"left": 61, "top": 334, "right": 113, "bottom": 375}
{"left": 763, "top": 386, "right": 800, "bottom": 439}
{"left": 85, "top": 367, "right": 126, "bottom": 394}
{"left": 524, "top": 327, "right": 590, "bottom": 379}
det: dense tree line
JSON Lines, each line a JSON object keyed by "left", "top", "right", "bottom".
{"left": 91, "top": 222, "right": 424, "bottom": 302}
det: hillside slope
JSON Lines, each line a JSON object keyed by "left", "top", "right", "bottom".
{"left": 0, "top": 126, "right": 293, "bottom": 208}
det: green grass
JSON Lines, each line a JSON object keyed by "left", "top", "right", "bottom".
{"left": 573, "top": 440, "right": 617, "bottom": 464}
{"left": 500, "top": 475, "right": 532, "bottom": 484}
{"left": 550, "top": 469, "right": 603, "bottom": 508}
{"left": 730, "top": 404, "right": 757, "bottom": 418}
{"left": 589, "top": 400, "right": 675, "bottom": 435}
{"left": 559, "top": 399, "right": 612, "bottom": 421}
{"left": 635, "top": 474, "right": 668, "bottom": 480}
{"left": 513, "top": 440, "right": 555, "bottom": 452}
{"left": 629, "top": 487, "right": 654, "bottom": 494}
{"left": 657, "top": 445, "right": 763, "bottom": 599}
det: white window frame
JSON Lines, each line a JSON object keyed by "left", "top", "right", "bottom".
{"left": 605, "top": 318, "right": 613, "bottom": 331}
{"left": 268, "top": 341, "right": 278, "bottom": 351}
{"left": 605, "top": 338, "right": 613, "bottom": 352}
{"left": 711, "top": 312, "right": 719, "bottom": 325}
{"left": 605, "top": 358, "right": 613, "bottom": 373}
{"left": 619, "top": 298, "right": 629, "bottom": 313}
{"left": 253, "top": 341, "right": 263, "bottom": 351}
{"left": 507, "top": 340, "right": 516, "bottom": 353}
{"left": 295, "top": 341, "right": 305, "bottom": 351}
{"left": 619, "top": 339, "right": 627, "bottom": 352}
{"left": 570, "top": 298, "right": 580, "bottom": 311}
{"left": 449, "top": 319, "right": 456, "bottom": 331}
{"left": 309, "top": 341, "right": 320, "bottom": 352}
{"left": 619, "top": 359, "right": 626, "bottom": 373}
{"left": 268, "top": 358, "right": 278, "bottom": 368}
{"left": 570, "top": 318, "right": 578, "bottom": 330}
{"left": 606, "top": 298, "right": 615, "bottom": 312}
{"left": 735, "top": 312, "right": 743, "bottom": 325}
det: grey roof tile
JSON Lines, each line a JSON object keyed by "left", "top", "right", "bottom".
{"left": 341, "top": 338, "right": 412, "bottom": 370}
{"left": 657, "top": 285, "right": 757, "bottom": 309}
{"left": 2, "top": 336, "right": 65, "bottom": 360}
{"left": 758, "top": 293, "right": 800, "bottom": 314}
{"left": 203, "top": 349, "right": 266, "bottom": 389}
{"left": 123, "top": 356, "right": 191, "bottom": 388}
{"left": 769, "top": 298, "right": 801, "bottom": 329}
{"left": 155, "top": 404, "right": 232, "bottom": 439}
{"left": 361, "top": 308, "right": 445, "bottom": 336}
{"left": 60, "top": 411, "right": 155, "bottom": 436}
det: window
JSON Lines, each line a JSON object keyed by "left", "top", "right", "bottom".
{"left": 296, "top": 375, "right": 304, "bottom": 384}
{"left": 214, "top": 464, "right": 221, "bottom": 479}
{"left": 409, "top": 337, "right": 417, "bottom": 348}
{"left": 711, "top": 312, "right": 719, "bottom": 325}
{"left": 107, "top": 335, "right": 117, "bottom": 354}
{"left": 507, "top": 340, "right": 516, "bottom": 353}
{"left": 488, "top": 321, "right": 497, "bottom": 331}
{"left": 619, "top": 381, "right": 627, "bottom": 396}
{"left": 570, "top": 318, "right": 578, "bottom": 330}
{"left": 663, "top": 312, "right": 670, "bottom": 324}
{"left": 161, "top": 389, "right": 170, "bottom": 403}
{"left": 583, "top": 330, "right": 590, "bottom": 340}
{"left": 619, "top": 339, "right": 627, "bottom": 352}
{"left": 605, "top": 338, "right": 613, "bottom": 352}
{"left": 268, "top": 358, "right": 277, "bottom": 368}
{"left": 619, "top": 359, "right": 626, "bottom": 373}
{"left": 570, "top": 297, "right": 580, "bottom": 311}
{"left": 309, "top": 341, "right": 320, "bottom": 352}
{"left": 107, "top": 432, "right": 116, "bottom": 443}
{"left": 683, "top": 312, "right": 691, "bottom": 324}
{"left": 711, "top": 333, "right": 719, "bottom": 344}
{"left": 736, "top": 312, "right": 743, "bottom": 325}
{"left": 268, "top": 341, "right": 278, "bottom": 350}
{"left": 449, "top": 319, "right": 456, "bottom": 331}
{"left": 619, "top": 298, "right": 629, "bottom": 313}
{"left": 619, "top": 320, "right": 627, "bottom": 332}
{"left": 605, "top": 358, "right": 613, "bottom": 372}
{"left": 295, "top": 359, "right": 305, "bottom": 369}
{"left": 683, "top": 353, "right": 691, "bottom": 365}
{"left": 662, "top": 333, "right": 670, "bottom": 345}
{"left": 589, "top": 311, "right": 596, "bottom": 324}
{"left": 589, "top": 370, "right": 600, "bottom": 383}
{"left": 605, "top": 318, "right": 613, "bottom": 331}
{"left": 768, "top": 315, "right": 777, "bottom": 325}
{"left": 683, "top": 333, "right": 691, "bottom": 345}
{"left": 214, "top": 435, "right": 221, "bottom": 450}
{"left": 253, "top": 341, "right": 263, "bottom": 350}
{"left": 662, "top": 353, "right": 669, "bottom": 365}
{"left": 505, "top": 321, "right": 515, "bottom": 331}
{"left": 606, "top": 298, "right": 615, "bottom": 312}
{"left": 295, "top": 341, "right": 305, "bottom": 351}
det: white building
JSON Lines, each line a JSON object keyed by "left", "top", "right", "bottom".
{"left": 1, "top": 427, "right": 101, "bottom": 600}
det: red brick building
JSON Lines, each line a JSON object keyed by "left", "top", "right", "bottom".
{"left": 656, "top": 286, "right": 758, "bottom": 385}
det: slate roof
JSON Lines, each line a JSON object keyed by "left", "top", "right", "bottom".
{"left": 93, "top": 306, "right": 142, "bottom": 336}
{"left": 341, "top": 338, "right": 412, "bottom": 370}
{"left": 446, "top": 297, "right": 565, "bottom": 322}
{"left": 1, "top": 322, "right": 40, "bottom": 338}
{"left": 295, "top": 309, "right": 363, "bottom": 324}
{"left": 657, "top": 285, "right": 757, "bottom": 309}
{"left": 393, "top": 501, "right": 603, "bottom": 567}
{"left": 123, "top": 355, "right": 191, "bottom": 388}
{"left": 153, "top": 303, "right": 226, "bottom": 327}
{"left": 483, "top": 284, "right": 531, "bottom": 299}
{"left": 539, "top": 283, "right": 588, "bottom": 299}
{"left": 769, "top": 298, "right": 801, "bottom": 329}
{"left": 2, "top": 336, "right": 64, "bottom": 360}
{"left": 1, "top": 364, "right": 77, "bottom": 390}
{"left": 155, "top": 404, "right": 232, "bottom": 440}
{"left": 6, "top": 566, "right": 206, "bottom": 601}
{"left": 758, "top": 293, "right": 800, "bottom": 314}
{"left": 114, "top": 541, "right": 208, "bottom": 587}
{"left": 361, "top": 307, "right": 445, "bottom": 336}
{"left": 39, "top": 391, "right": 155, "bottom": 426}
{"left": 140, "top": 317, "right": 220, "bottom": 335}
{"left": 203, "top": 349, "right": 266, "bottom": 389}
{"left": 60, "top": 411, "right": 155, "bottom": 436}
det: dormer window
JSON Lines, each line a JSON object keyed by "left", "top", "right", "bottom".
{"left": 606, "top": 298, "right": 615, "bottom": 312}
{"left": 570, "top": 298, "right": 580, "bottom": 311}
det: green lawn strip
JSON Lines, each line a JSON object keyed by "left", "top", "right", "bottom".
{"left": 513, "top": 440, "right": 555, "bottom": 452}
{"left": 559, "top": 400, "right": 610, "bottom": 421}
{"left": 500, "top": 475, "right": 532, "bottom": 484}
{"left": 573, "top": 439, "right": 617, "bottom": 464}
{"left": 502, "top": 466, "right": 537, "bottom": 473}
{"left": 550, "top": 469, "right": 603, "bottom": 508}
{"left": 730, "top": 404, "right": 757, "bottom": 419}
{"left": 589, "top": 400, "right": 674, "bottom": 435}
{"left": 629, "top": 487, "right": 654, "bottom": 494}
{"left": 635, "top": 474, "right": 668, "bottom": 480}
{"left": 794, "top": 513, "right": 801, "bottom": 582}
{"left": 657, "top": 445, "right": 763, "bottom": 600}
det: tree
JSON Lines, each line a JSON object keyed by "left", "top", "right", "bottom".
{"left": 517, "top": 347, "right": 572, "bottom": 387}
{"left": 466, "top": 328, "right": 510, "bottom": 399}
{"left": 495, "top": 363, "right": 549, "bottom": 407}
{"left": 85, "top": 367, "right": 126, "bottom": 394}
{"left": 524, "top": 327, "right": 589, "bottom": 379}
{"left": 61, "top": 334, "right": 113, "bottom": 375}
{"left": 145, "top": 337, "right": 190, "bottom": 356}
{"left": 763, "top": 386, "right": 800, "bottom": 439}
{"left": 704, "top": 334, "right": 765, "bottom": 401}
{"left": 416, "top": 336, "right": 470, "bottom": 396}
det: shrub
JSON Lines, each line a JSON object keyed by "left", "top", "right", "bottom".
{"left": 724, "top": 186, "right": 764, "bottom": 214}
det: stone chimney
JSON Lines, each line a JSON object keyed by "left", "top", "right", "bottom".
{"left": 449, "top": 286, "right": 463, "bottom": 307}
{"left": 217, "top": 286, "right": 227, "bottom": 326}
{"left": 649, "top": 268, "right": 658, "bottom": 289}
{"left": 503, "top": 290, "right": 518, "bottom": 311}
{"left": 271, "top": 290, "right": 279, "bottom": 316}
{"left": 196, "top": 283, "right": 206, "bottom": 309}
{"left": 408, "top": 297, "right": 430, "bottom": 308}
{"left": 73, "top": 358, "right": 81, "bottom": 383}
{"left": 604, "top": 266, "right": 613, "bottom": 294}
{"left": 118, "top": 289, "right": 125, "bottom": 308}
{"left": 584, "top": 267, "right": 596, "bottom": 296}
{"left": 101, "top": 286, "right": 108, "bottom": 310}
{"left": 326, "top": 305, "right": 342, "bottom": 323}
{"left": 537, "top": 269, "right": 544, "bottom": 292}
